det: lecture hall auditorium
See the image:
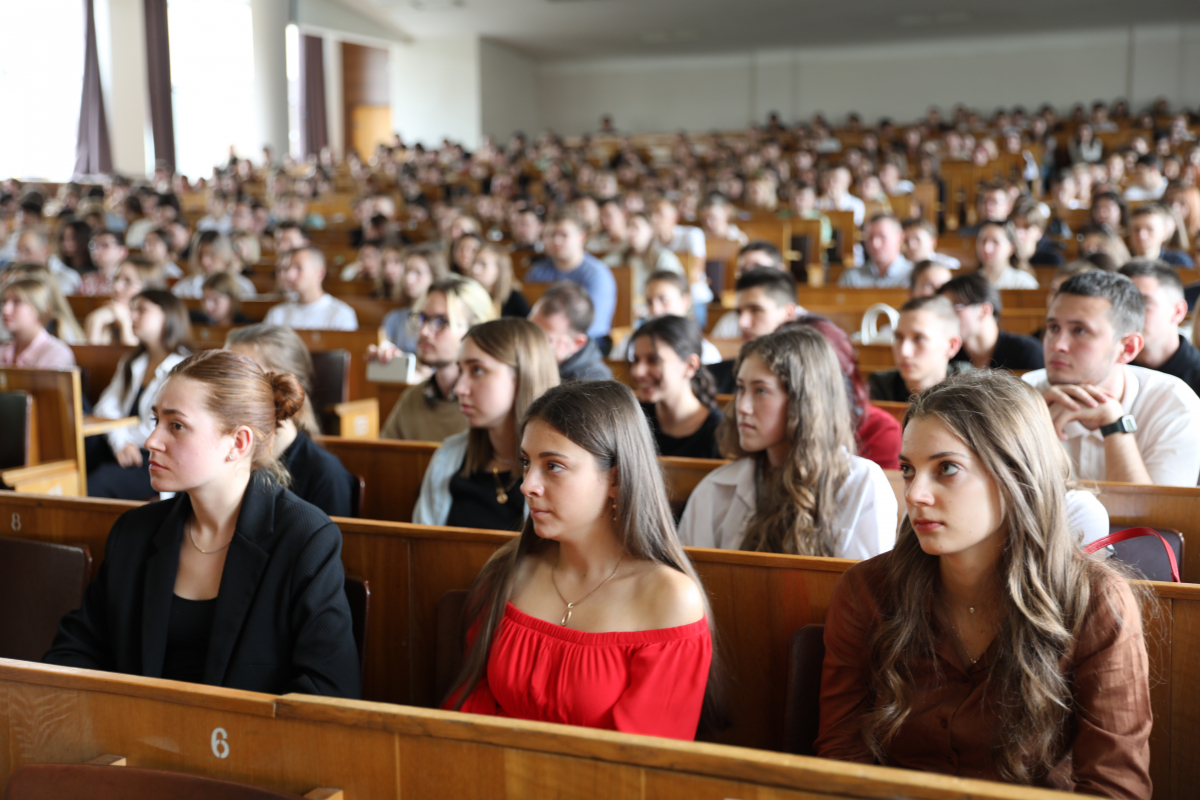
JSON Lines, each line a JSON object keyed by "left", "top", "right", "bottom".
{"left": 2, "top": 0, "right": 1200, "bottom": 798}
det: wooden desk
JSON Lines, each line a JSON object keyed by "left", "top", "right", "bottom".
{"left": 81, "top": 416, "right": 138, "bottom": 438}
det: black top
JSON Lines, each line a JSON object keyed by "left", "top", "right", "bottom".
{"left": 445, "top": 462, "right": 525, "bottom": 532}
{"left": 282, "top": 431, "right": 356, "bottom": 518}
{"left": 710, "top": 359, "right": 737, "bottom": 395}
{"left": 44, "top": 472, "right": 361, "bottom": 698}
{"left": 162, "top": 595, "right": 217, "bottom": 684}
{"left": 951, "top": 329, "right": 1044, "bottom": 371}
{"left": 500, "top": 290, "right": 531, "bottom": 319}
{"left": 867, "top": 361, "right": 974, "bottom": 402}
{"left": 1143, "top": 335, "right": 1200, "bottom": 398}
{"left": 640, "top": 402, "right": 724, "bottom": 459}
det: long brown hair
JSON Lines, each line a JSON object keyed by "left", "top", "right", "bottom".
{"left": 717, "top": 327, "right": 854, "bottom": 556}
{"left": 117, "top": 289, "right": 191, "bottom": 394}
{"left": 460, "top": 318, "right": 560, "bottom": 475}
{"left": 447, "top": 381, "right": 722, "bottom": 716}
{"left": 865, "top": 370, "right": 1140, "bottom": 782}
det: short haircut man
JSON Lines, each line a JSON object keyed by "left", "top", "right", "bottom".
{"left": 1025, "top": 270, "right": 1200, "bottom": 485}
{"left": 868, "top": 295, "right": 966, "bottom": 401}
{"left": 734, "top": 268, "right": 798, "bottom": 342}
{"left": 837, "top": 214, "right": 911, "bottom": 288}
{"left": 264, "top": 246, "right": 358, "bottom": 331}
{"left": 736, "top": 241, "right": 783, "bottom": 273}
{"left": 1128, "top": 204, "right": 1195, "bottom": 267}
{"left": 937, "top": 272, "right": 1044, "bottom": 371}
{"left": 530, "top": 282, "right": 612, "bottom": 381}
{"left": 524, "top": 211, "right": 617, "bottom": 338}
{"left": 1119, "top": 259, "right": 1200, "bottom": 397}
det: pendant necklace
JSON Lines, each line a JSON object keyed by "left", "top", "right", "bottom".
{"left": 550, "top": 554, "right": 624, "bottom": 627}
{"left": 188, "top": 518, "right": 231, "bottom": 555}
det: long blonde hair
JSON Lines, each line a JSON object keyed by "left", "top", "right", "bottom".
{"left": 3, "top": 269, "right": 85, "bottom": 343}
{"left": 865, "top": 371, "right": 1141, "bottom": 783}
{"left": 717, "top": 327, "right": 854, "bottom": 556}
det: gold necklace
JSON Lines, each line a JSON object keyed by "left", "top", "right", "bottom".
{"left": 188, "top": 518, "right": 231, "bottom": 555}
{"left": 550, "top": 554, "right": 624, "bottom": 627}
{"left": 491, "top": 466, "right": 519, "bottom": 504}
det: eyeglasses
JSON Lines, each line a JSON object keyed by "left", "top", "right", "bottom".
{"left": 410, "top": 313, "right": 452, "bottom": 334}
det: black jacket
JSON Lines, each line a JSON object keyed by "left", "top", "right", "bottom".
{"left": 283, "top": 431, "right": 355, "bottom": 518}
{"left": 559, "top": 337, "right": 613, "bottom": 382}
{"left": 44, "top": 473, "right": 361, "bottom": 698}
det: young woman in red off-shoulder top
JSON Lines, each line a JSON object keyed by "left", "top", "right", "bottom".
{"left": 444, "top": 380, "right": 717, "bottom": 741}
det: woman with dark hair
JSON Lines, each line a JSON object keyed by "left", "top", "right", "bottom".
{"left": 172, "top": 231, "right": 255, "bottom": 300}
{"left": 382, "top": 244, "right": 449, "bottom": 353}
{"left": 412, "top": 318, "right": 560, "bottom": 530}
{"left": 1090, "top": 190, "right": 1129, "bottom": 234}
{"left": 793, "top": 315, "right": 901, "bottom": 471}
{"left": 629, "top": 315, "right": 722, "bottom": 460}
{"left": 88, "top": 289, "right": 192, "bottom": 499}
{"left": 445, "top": 381, "right": 716, "bottom": 740}
{"left": 974, "top": 220, "right": 1038, "bottom": 289}
{"left": 226, "top": 324, "right": 356, "bottom": 518}
{"left": 678, "top": 327, "right": 896, "bottom": 558}
{"left": 817, "top": 371, "right": 1150, "bottom": 798}
{"left": 46, "top": 349, "right": 360, "bottom": 698}
{"left": 56, "top": 218, "right": 95, "bottom": 275}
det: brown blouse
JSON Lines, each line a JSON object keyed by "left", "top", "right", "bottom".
{"left": 815, "top": 553, "right": 1152, "bottom": 800}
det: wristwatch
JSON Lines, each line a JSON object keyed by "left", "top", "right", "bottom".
{"left": 1100, "top": 415, "right": 1137, "bottom": 437}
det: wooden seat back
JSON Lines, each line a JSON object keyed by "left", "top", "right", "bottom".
{"left": 0, "top": 391, "right": 36, "bottom": 469}
{"left": 0, "top": 536, "right": 91, "bottom": 661}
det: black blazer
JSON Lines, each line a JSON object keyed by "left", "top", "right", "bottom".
{"left": 44, "top": 473, "right": 361, "bottom": 699}
{"left": 282, "top": 431, "right": 355, "bottom": 518}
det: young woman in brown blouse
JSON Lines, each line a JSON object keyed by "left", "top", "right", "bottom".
{"left": 816, "top": 370, "right": 1152, "bottom": 800}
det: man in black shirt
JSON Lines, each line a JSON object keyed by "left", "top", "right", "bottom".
{"left": 1121, "top": 260, "right": 1200, "bottom": 397}
{"left": 938, "top": 272, "right": 1044, "bottom": 371}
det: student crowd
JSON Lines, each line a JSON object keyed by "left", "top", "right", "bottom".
{"left": 4, "top": 95, "right": 1200, "bottom": 800}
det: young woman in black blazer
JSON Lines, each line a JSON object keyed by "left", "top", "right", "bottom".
{"left": 45, "top": 349, "right": 360, "bottom": 698}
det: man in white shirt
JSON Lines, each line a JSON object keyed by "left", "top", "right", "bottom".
{"left": 1124, "top": 154, "right": 1169, "bottom": 202}
{"left": 837, "top": 215, "right": 913, "bottom": 288}
{"left": 650, "top": 198, "right": 710, "bottom": 314}
{"left": 901, "top": 218, "right": 961, "bottom": 270}
{"left": 1023, "top": 270, "right": 1200, "bottom": 486}
{"left": 264, "top": 247, "right": 358, "bottom": 331}
{"left": 816, "top": 166, "right": 866, "bottom": 227}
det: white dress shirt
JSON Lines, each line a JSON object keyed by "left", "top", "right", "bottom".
{"left": 1024, "top": 365, "right": 1200, "bottom": 486}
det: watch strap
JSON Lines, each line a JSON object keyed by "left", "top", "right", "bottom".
{"left": 1100, "top": 415, "right": 1137, "bottom": 437}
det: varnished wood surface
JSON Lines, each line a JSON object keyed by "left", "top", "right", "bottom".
{"left": 81, "top": 415, "right": 138, "bottom": 437}
{"left": 0, "top": 368, "right": 87, "bottom": 495}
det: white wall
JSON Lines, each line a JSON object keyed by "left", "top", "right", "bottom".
{"left": 95, "top": 0, "right": 151, "bottom": 176}
{"left": 538, "top": 23, "right": 1200, "bottom": 136}
{"left": 390, "top": 36, "right": 481, "bottom": 149}
{"left": 480, "top": 40, "right": 540, "bottom": 143}
{"left": 297, "top": 0, "right": 408, "bottom": 44}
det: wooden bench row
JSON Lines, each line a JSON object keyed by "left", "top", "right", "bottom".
{"left": 0, "top": 490, "right": 1195, "bottom": 799}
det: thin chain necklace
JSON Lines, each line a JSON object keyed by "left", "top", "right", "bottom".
{"left": 550, "top": 553, "right": 624, "bottom": 627}
{"left": 491, "top": 467, "right": 519, "bottom": 504}
{"left": 188, "top": 518, "right": 231, "bottom": 555}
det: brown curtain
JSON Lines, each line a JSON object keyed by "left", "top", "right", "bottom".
{"left": 74, "top": 0, "right": 112, "bottom": 177}
{"left": 143, "top": 0, "right": 176, "bottom": 172}
{"left": 300, "top": 34, "right": 328, "bottom": 157}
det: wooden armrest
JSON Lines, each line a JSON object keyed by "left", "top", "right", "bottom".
{"left": 304, "top": 790, "right": 344, "bottom": 800}
{"left": 328, "top": 398, "right": 379, "bottom": 440}
{"left": 87, "top": 754, "right": 127, "bottom": 766}
{"left": 1, "top": 460, "right": 81, "bottom": 495}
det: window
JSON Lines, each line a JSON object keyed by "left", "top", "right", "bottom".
{"left": 168, "top": 0, "right": 258, "bottom": 180}
{"left": 0, "top": 1, "right": 84, "bottom": 180}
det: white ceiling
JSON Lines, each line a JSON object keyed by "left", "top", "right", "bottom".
{"left": 335, "top": 0, "right": 1200, "bottom": 60}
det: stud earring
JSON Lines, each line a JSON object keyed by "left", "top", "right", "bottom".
{"left": 611, "top": 500, "right": 617, "bottom": 521}
{"left": 227, "top": 452, "right": 236, "bottom": 461}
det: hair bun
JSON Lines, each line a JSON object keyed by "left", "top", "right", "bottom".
{"left": 269, "top": 371, "right": 305, "bottom": 423}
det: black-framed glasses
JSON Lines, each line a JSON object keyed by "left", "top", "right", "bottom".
{"left": 410, "top": 313, "right": 452, "bottom": 334}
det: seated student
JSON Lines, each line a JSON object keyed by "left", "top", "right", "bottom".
{"left": 1010, "top": 197, "right": 1065, "bottom": 268}
{"left": 708, "top": 268, "right": 800, "bottom": 394}
{"left": 1025, "top": 270, "right": 1200, "bottom": 486}
{"left": 793, "top": 316, "right": 901, "bottom": 471}
{"left": 817, "top": 371, "right": 1151, "bottom": 798}
{"left": 902, "top": 217, "right": 960, "bottom": 271}
{"left": 449, "top": 232, "right": 484, "bottom": 277}
{"left": 784, "top": 181, "right": 832, "bottom": 257}
{"left": 3, "top": 263, "right": 86, "bottom": 344}
{"left": 1128, "top": 204, "right": 1195, "bottom": 267}
{"left": 339, "top": 239, "right": 382, "bottom": 283}
{"left": 45, "top": 349, "right": 360, "bottom": 698}
{"left": 85, "top": 256, "right": 162, "bottom": 345}
{"left": 699, "top": 193, "right": 748, "bottom": 245}
{"left": 1078, "top": 223, "right": 1132, "bottom": 265}
{"left": 1124, "top": 153, "right": 1168, "bottom": 201}
{"left": 1120, "top": 259, "right": 1200, "bottom": 397}
{"left": 973, "top": 220, "right": 1039, "bottom": 289}
{"left": 225, "top": 324, "right": 356, "bottom": 518}
{"left": 142, "top": 227, "right": 184, "bottom": 279}
{"left": 630, "top": 316, "right": 723, "bottom": 460}
{"left": 381, "top": 244, "right": 448, "bottom": 353}
{"left": 529, "top": 282, "right": 613, "bottom": 382}
{"left": 378, "top": 275, "right": 498, "bottom": 441}
{"left": 78, "top": 229, "right": 129, "bottom": 296}
{"left": 13, "top": 227, "right": 82, "bottom": 295}
{"left": 413, "top": 318, "right": 559, "bottom": 530}
{"left": 524, "top": 210, "right": 617, "bottom": 341}
{"left": 939, "top": 273, "right": 1044, "bottom": 371}
{"left": 88, "top": 290, "right": 192, "bottom": 500}
{"left": 0, "top": 277, "right": 77, "bottom": 368}
{"left": 615, "top": 271, "right": 722, "bottom": 364}
{"left": 650, "top": 197, "right": 710, "bottom": 320}
{"left": 199, "top": 272, "right": 257, "bottom": 327}
{"left": 708, "top": 242, "right": 792, "bottom": 339}
{"left": 678, "top": 327, "right": 897, "bottom": 557}
{"left": 870, "top": 296, "right": 971, "bottom": 402}
{"left": 265, "top": 247, "right": 358, "bottom": 331}
{"left": 466, "top": 243, "right": 531, "bottom": 319}
{"left": 909, "top": 259, "right": 953, "bottom": 298}
{"left": 445, "top": 381, "right": 715, "bottom": 741}
{"left": 171, "top": 231, "right": 256, "bottom": 300}
{"left": 604, "top": 212, "right": 685, "bottom": 300}
{"left": 837, "top": 215, "right": 913, "bottom": 289}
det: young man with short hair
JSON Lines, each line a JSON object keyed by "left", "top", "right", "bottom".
{"left": 1120, "top": 259, "right": 1200, "bottom": 397}
{"left": 708, "top": 241, "right": 790, "bottom": 339}
{"left": 264, "top": 247, "right": 358, "bottom": 330}
{"left": 938, "top": 273, "right": 1044, "bottom": 370}
{"left": 868, "top": 295, "right": 970, "bottom": 401}
{"left": 1124, "top": 154, "right": 1169, "bottom": 201}
{"left": 901, "top": 217, "right": 960, "bottom": 270}
{"left": 1025, "top": 270, "right": 1200, "bottom": 485}
{"left": 1128, "top": 204, "right": 1195, "bottom": 267}
{"left": 523, "top": 211, "right": 616, "bottom": 340}
{"left": 529, "top": 281, "right": 612, "bottom": 382}
{"left": 838, "top": 214, "right": 912, "bottom": 288}
{"left": 709, "top": 268, "right": 799, "bottom": 392}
